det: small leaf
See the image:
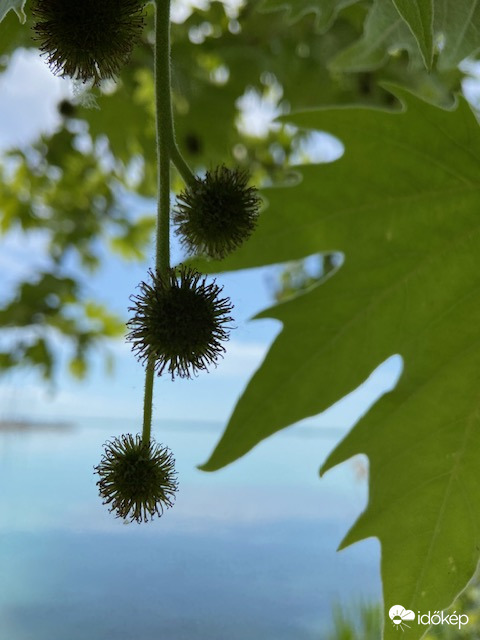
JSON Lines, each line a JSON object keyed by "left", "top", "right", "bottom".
{"left": 0, "top": 0, "right": 26, "bottom": 23}
{"left": 109, "top": 216, "right": 156, "bottom": 261}
{"left": 392, "top": 0, "right": 434, "bottom": 69}
{"left": 69, "top": 356, "right": 87, "bottom": 379}
{"left": 83, "top": 301, "right": 125, "bottom": 336}
{"left": 24, "top": 338, "right": 53, "bottom": 379}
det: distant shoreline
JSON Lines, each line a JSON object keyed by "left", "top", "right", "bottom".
{"left": 0, "top": 418, "right": 74, "bottom": 432}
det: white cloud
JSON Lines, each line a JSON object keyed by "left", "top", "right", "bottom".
{"left": 0, "top": 48, "right": 71, "bottom": 151}
{"left": 0, "top": 229, "right": 52, "bottom": 294}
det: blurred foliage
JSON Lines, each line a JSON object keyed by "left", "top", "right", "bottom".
{"left": 326, "top": 601, "right": 382, "bottom": 640}
{"left": 425, "top": 582, "right": 480, "bottom": 639}
{"left": 0, "top": 271, "right": 123, "bottom": 379}
{"left": 326, "top": 580, "right": 480, "bottom": 639}
{"left": 0, "top": 0, "right": 469, "bottom": 381}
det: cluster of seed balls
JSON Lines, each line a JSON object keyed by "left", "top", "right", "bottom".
{"left": 96, "top": 168, "right": 260, "bottom": 523}
{"left": 31, "top": 0, "right": 261, "bottom": 523}
{"left": 128, "top": 166, "right": 260, "bottom": 382}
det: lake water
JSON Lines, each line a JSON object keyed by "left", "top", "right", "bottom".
{"left": 0, "top": 417, "right": 381, "bottom": 639}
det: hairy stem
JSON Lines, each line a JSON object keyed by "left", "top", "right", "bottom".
{"left": 154, "top": 0, "right": 173, "bottom": 277}
{"left": 171, "top": 142, "right": 197, "bottom": 187}
{"left": 142, "top": 361, "right": 154, "bottom": 444}
{"left": 142, "top": 0, "right": 174, "bottom": 446}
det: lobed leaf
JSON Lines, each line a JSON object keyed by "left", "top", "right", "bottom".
{"left": 199, "top": 89, "right": 480, "bottom": 638}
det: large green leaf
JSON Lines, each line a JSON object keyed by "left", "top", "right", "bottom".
{"left": 198, "top": 89, "right": 480, "bottom": 637}
{"left": 333, "top": 0, "right": 480, "bottom": 72}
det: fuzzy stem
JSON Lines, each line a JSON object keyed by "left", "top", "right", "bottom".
{"left": 141, "top": 0, "right": 174, "bottom": 446}
{"left": 153, "top": 0, "right": 196, "bottom": 190}
{"left": 171, "top": 142, "right": 197, "bottom": 187}
{"left": 142, "top": 362, "right": 154, "bottom": 444}
{"left": 154, "top": 0, "right": 173, "bottom": 276}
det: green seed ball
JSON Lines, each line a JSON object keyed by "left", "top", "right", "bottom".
{"left": 95, "top": 434, "right": 178, "bottom": 523}
{"left": 173, "top": 166, "right": 261, "bottom": 260}
{"left": 32, "top": 0, "right": 146, "bottom": 83}
{"left": 127, "top": 266, "right": 234, "bottom": 379}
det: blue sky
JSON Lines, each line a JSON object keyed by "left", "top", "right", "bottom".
{"left": 0, "top": 46, "right": 403, "bottom": 443}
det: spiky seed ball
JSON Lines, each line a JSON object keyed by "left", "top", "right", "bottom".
{"left": 173, "top": 166, "right": 261, "bottom": 260}
{"left": 127, "top": 265, "right": 234, "bottom": 379}
{"left": 95, "top": 434, "right": 178, "bottom": 523}
{"left": 32, "top": 0, "right": 146, "bottom": 84}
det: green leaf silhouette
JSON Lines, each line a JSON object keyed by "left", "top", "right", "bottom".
{"left": 199, "top": 89, "right": 480, "bottom": 638}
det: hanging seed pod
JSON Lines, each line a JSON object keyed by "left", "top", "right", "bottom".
{"left": 32, "top": 0, "right": 146, "bottom": 83}
{"left": 127, "top": 265, "right": 234, "bottom": 379}
{"left": 95, "top": 434, "right": 178, "bottom": 523}
{"left": 173, "top": 166, "right": 261, "bottom": 260}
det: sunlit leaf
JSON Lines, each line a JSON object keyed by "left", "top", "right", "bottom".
{"left": 198, "top": 89, "right": 480, "bottom": 638}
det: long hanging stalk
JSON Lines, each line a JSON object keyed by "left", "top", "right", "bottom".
{"left": 153, "top": 0, "right": 173, "bottom": 277}
{"left": 141, "top": 0, "right": 202, "bottom": 446}
{"left": 38, "top": 0, "right": 252, "bottom": 523}
{"left": 142, "top": 0, "right": 173, "bottom": 446}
